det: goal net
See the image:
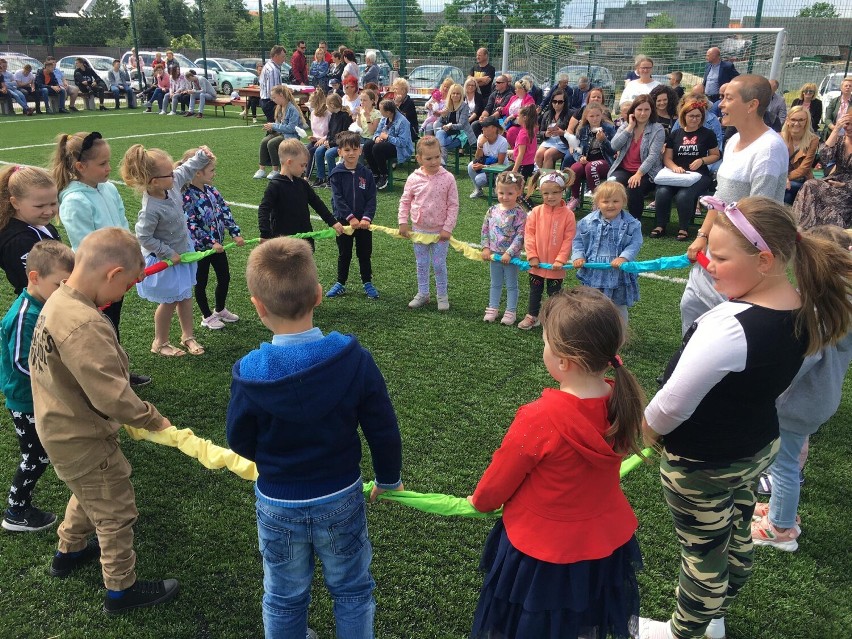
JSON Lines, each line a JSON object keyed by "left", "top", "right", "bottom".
{"left": 501, "top": 28, "right": 785, "bottom": 105}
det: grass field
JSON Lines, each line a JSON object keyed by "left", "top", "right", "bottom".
{"left": 0, "top": 109, "right": 849, "bottom": 639}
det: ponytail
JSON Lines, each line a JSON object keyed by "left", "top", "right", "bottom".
{"left": 50, "top": 133, "right": 75, "bottom": 194}
{"left": 606, "top": 364, "right": 646, "bottom": 456}
{"left": 120, "top": 144, "right": 172, "bottom": 192}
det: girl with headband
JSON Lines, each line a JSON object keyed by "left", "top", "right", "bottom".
{"left": 640, "top": 196, "right": 852, "bottom": 639}
{"left": 469, "top": 287, "right": 646, "bottom": 639}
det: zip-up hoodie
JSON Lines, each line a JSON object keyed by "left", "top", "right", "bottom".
{"left": 258, "top": 174, "right": 337, "bottom": 239}
{"left": 59, "top": 180, "right": 129, "bottom": 251}
{"left": 0, "top": 289, "right": 42, "bottom": 412}
{"left": 398, "top": 167, "right": 459, "bottom": 234}
{"left": 0, "top": 219, "right": 61, "bottom": 294}
{"left": 328, "top": 162, "right": 376, "bottom": 223}
{"left": 227, "top": 331, "right": 402, "bottom": 502}
{"left": 524, "top": 200, "right": 576, "bottom": 279}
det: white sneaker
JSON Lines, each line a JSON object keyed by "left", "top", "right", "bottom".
{"left": 166, "top": 111, "right": 175, "bottom": 116}
{"left": 266, "top": 170, "right": 280, "bottom": 180}
{"left": 408, "top": 293, "right": 430, "bottom": 309}
{"left": 437, "top": 295, "right": 450, "bottom": 311}
{"left": 705, "top": 617, "right": 726, "bottom": 639}
{"left": 201, "top": 314, "right": 226, "bottom": 330}
{"left": 252, "top": 169, "right": 266, "bottom": 179}
{"left": 239, "top": 109, "right": 246, "bottom": 117}
{"left": 216, "top": 308, "right": 239, "bottom": 322}
{"left": 159, "top": 109, "right": 167, "bottom": 115}
{"left": 469, "top": 188, "right": 483, "bottom": 199}
{"left": 638, "top": 618, "right": 673, "bottom": 639}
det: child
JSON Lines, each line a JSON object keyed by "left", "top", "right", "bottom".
{"left": 326, "top": 131, "right": 378, "bottom": 299}
{"left": 571, "top": 182, "right": 643, "bottom": 324}
{"left": 52, "top": 131, "right": 150, "bottom": 387}
{"left": 254, "top": 85, "right": 307, "bottom": 180}
{"left": 421, "top": 78, "right": 452, "bottom": 136}
{"left": 640, "top": 198, "right": 852, "bottom": 639}
{"left": 180, "top": 149, "right": 245, "bottom": 330}
{"left": 30, "top": 227, "right": 178, "bottom": 613}
{"left": 121, "top": 143, "right": 214, "bottom": 357}
{"left": 0, "top": 165, "right": 62, "bottom": 295}
{"left": 353, "top": 88, "right": 381, "bottom": 144}
{"left": 751, "top": 224, "right": 852, "bottom": 552}
{"left": 226, "top": 237, "right": 403, "bottom": 639}
{"left": 480, "top": 171, "right": 526, "bottom": 325}
{"left": 258, "top": 139, "right": 344, "bottom": 251}
{"left": 305, "top": 88, "right": 329, "bottom": 178}
{"left": 1, "top": 240, "right": 74, "bottom": 532}
{"left": 398, "top": 136, "right": 459, "bottom": 311}
{"left": 510, "top": 105, "right": 538, "bottom": 180}
{"left": 518, "top": 171, "right": 577, "bottom": 330}
{"left": 310, "top": 92, "right": 353, "bottom": 188}
{"left": 469, "top": 287, "right": 645, "bottom": 639}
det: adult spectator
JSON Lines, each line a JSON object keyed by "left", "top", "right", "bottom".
{"left": 435, "top": 83, "right": 475, "bottom": 165}
{"left": 472, "top": 73, "right": 513, "bottom": 138}
{"left": 793, "top": 112, "right": 852, "bottom": 229}
{"left": 308, "top": 48, "right": 329, "bottom": 91}
{"left": 165, "top": 51, "right": 179, "bottom": 74}
{"left": 361, "top": 51, "right": 379, "bottom": 87}
{"left": 0, "top": 59, "right": 34, "bottom": 115}
{"left": 608, "top": 95, "right": 664, "bottom": 219}
{"left": 669, "top": 71, "right": 685, "bottom": 100}
{"left": 152, "top": 52, "right": 165, "bottom": 74}
{"left": 166, "top": 65, "right": 188, "bottom": 115}
{"left": 260, "top": 45, "right": 286, "bottom": 122}
{"left": 327, "top": 51, "right": 344, "bottom": 93}
{"left": 535, "top": 88, "right": 573, "bottom": 169}
{"left": 566, "top": 86, "right": 612, "bottom": 135}
{"left": 363, "top": 99, "right": 414, "bottom": 190}
{"left": 650, "top": 84, "right": 678, "bottom": 134}
{"left": 34, "top": 60, "right": 68, "bottom": 113}
{"left": 184, "top": 70, "right": 216, "bottom": 118}
{"left": 671, "top": 93, "right": 725, "bottom": 167}
{"left": 620, "top": 56, "right": 659, "bottom": 106}
{"left": 341, "top": 50, "right": 359, "bottom": 87}
{"left": 524, "top": 75, "right": 544, "bottom": 106}
{"left": 463, "top": 77, "right": 485, "bottom": 128}
{"left": 341, "top": 75, "right": 360, "bottom": 112}
{"left": 391, "top": 78, "right": 419, "bottom": 142}
{"left": 467, "top": 116, "right": 508, "bottom": 199}
{"left": 107, "top": 59, "right": 136, "bottom": 109}
{"left": 501, "top": 78, "right": 536, "bottom": 148}
{"left": 291, "top": 41, "right": 308, "bottom": 84}
{"left": 46, "top": 56, "right": 79, "bottom": 111}
{"left": 470, "top": 47, "right": 495, "bottom": 100}
{"left": 318, "top": 41, "right": 333, "bottom": 64}
{"left": 824, "top": 76, "right": 852, "bottom": 138}
{"left": 543, "top": 73, "right": 574, "bottom": 112}
{"left": 680, "top": 75, "right": 788, "bottom": 333}
{"left": 764, "top": 79, "right": 787, "bottom": 132}
{"left": 11, "top": 64, "right": 39, "bottom": 114}
{"left": 790, "top": 83, "right": 822, "bottom": 133}
{"left": 702, "top": 46, "right": 739, "bottom": 102}
{"left": 73, "top": 58, "right": 107, "bottom": 111}
{"left": 652, "top": 101, "right": 720, "bottom": 241}
{"left": 569, "top": 76, "right": 590, "bottom": 110}
{"left": 780, "top": 106, "right": 819, "bottom": 204}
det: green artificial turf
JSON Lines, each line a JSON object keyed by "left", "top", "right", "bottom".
{"left": 0, "top": 110, "right": 848, "bottom": 639}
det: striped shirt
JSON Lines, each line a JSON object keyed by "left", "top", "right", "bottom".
{"left": 259, "top": 60, "right": 281, "bottom": 100}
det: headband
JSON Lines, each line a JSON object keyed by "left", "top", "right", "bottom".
{"left": 500, "top": 172, "right": 522, "bottom": 185}
{"left": 685, "top": 102, "right": 705, "bottom": 112}
{"left": 699, "top": 196, "right": 771, "bottom": 254}
{"left": 540, "top": 172, "right": 565, "bottom": 188}
{"left": 78, "top": 131, "right": 102, "bottom": 160}
{"left": 12, "top": 164, "right": 22, "bottom": 173}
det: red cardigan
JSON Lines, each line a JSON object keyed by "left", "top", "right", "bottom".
{"left": 472, "top": 384, "right": 638, "bottom": 563}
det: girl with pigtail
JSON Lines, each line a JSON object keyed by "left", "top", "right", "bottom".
{"left": 640, "top": 196, "right": 852, "bottom": 639}
{"left": 469, "top": 286, "right": 646, "bottom": 639}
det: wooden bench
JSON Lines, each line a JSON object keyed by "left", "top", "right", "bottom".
{"left": 210, "top": 97, "right": 233, "bottom": 117}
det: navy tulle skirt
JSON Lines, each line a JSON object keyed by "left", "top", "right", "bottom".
{"left": 470, "top": 519, "right": 642, "bottom": 639}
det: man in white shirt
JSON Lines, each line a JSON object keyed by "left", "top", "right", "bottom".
{"left": 260, "top": 45, "right": 286, "bottom": 123}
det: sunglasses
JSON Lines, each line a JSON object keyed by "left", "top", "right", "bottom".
{"left": 804, "top": 90, "right": 815, "bottom": 94}
{"left": 495, "top": 80, "right": 507, "bottom": 84}
{"left": 551, "top": 100, "right": 564, "bottom": 104}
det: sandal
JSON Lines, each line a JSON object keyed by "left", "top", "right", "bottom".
{"left": 649, "top": 227, "right": 665, "bottom": 238}
{"left": 151, "top": 342, "right": 186, "bottom": 357}
{"left": 181, "top": 338, "right": 205, "bottom": 356}
{"left": 676, "top": 230, "right": 690, "bottom": 241}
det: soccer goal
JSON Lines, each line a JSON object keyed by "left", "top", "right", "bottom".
{"left": 500, "top": 27, "right": 786, "bottom": 102}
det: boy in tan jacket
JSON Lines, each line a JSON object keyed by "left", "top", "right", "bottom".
{"left": 29, "top": 227, "right": 178, "bottom": 614}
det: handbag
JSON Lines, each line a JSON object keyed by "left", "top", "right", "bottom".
{"left": 653, "top": 167, "right": 702, "bottom": 187}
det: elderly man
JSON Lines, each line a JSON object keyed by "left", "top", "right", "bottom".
{"left": 702, "top": 46, "right": 739, "bottom": 102}
{"left": 472, "top": 73, "right": 513, "bottom": 138}
{"left": 470, "top": 47, "right": 495, "bottom": 100}
{"left": 543, "top": 72, "right": 574, "bottom": 111}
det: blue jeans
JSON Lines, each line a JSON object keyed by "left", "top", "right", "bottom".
{"left": 188, "top": 90, "right": 215, "bottom": 113}
{"left": 784, "top": 180, "right": 804, "bottom": 205}
{"left": 489, "top": 261, "right": 519, "bottom": 311}
{"left": 314, "top": 145, "right": 339, "bottom": 179}
{"left": 768, "top": 430, "right": 807, "bottom": 529}
{"left": 6, "top": 86, "right": 28, "bottom": 110}
{"left": 110, "top": 84, "right": 136, "bottom": 107}
{"left": 467, "top": 161, "right": 487, "bottom": 189}
{"left": 39, "top": 87, "right": 66, "bottom": 111}
{"left": 435, "top": 129, "right": 462, "bottom": 162}
{"left": 148, "top": 87, "right": 166, "bottom": 110}
{"left": 256, "top": 485, "right": 376, "bottom": 639}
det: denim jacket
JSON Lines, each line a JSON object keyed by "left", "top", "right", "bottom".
{"left": 570, "top": 121, "right": 616, "bottom": 165}
{"left": 271, "top": 102, "right": 303, "bottom": 137}
{"left": 374, "top": 113, "right": 414, "bottom": 163}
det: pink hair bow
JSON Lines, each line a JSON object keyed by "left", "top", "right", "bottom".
{"left": 699, "top": 195, "right": 771, "bottom": 253}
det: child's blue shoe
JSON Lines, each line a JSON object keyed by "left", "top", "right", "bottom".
{"left": 326, "top": 282, "right": 346, "bottom": 298}
{"left": 363, "top": 282, "right": 379, "bottom": 299}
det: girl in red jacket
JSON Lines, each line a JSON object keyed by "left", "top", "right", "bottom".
{"left": 469, "top": 287, "right": 645, "bottom": 639}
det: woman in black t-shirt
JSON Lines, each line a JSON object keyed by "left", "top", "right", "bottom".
{"left": 652, "top": 101, "right": 720, "bottom": 240}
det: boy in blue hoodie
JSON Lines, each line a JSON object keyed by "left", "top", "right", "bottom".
{"left": 1, "top": 240, "right": 74, "bottom": 532}
{"left": 226, "top": 237, "right": 403, "bottom": 639}
{"left": 325, "top": 131, "right": 379, "bottom": 300}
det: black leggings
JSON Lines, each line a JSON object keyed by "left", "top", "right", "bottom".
{"left": 195, "top": 252, "right": 231, "bottom": 318}
{"left": 363, "top": 140, "right": 398, "bottom": 177}
{"left": 610, "top": 168, "right": 654, "bottom": 219}
{"left": 247, "top": 96, "right": 259, "bottom": 117}
{"left": 102, "top": 296, "right": 123, "bottom": 342}
{"left": 336, "top": 225, "right": 373, "bottom": 285}
{"left": 527, "top": 274, "right": 563, "bottom": 317}
{"left": 7, "top": 410, "right": 49, "bottom": 512}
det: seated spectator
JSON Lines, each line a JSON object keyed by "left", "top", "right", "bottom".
{"left": 671, "top": 93, "right": 725, "bottom": 165}
{"left": 342, "top": 75, "right": 361, "bottom": 112}
{"left": 34, "top": 60, "right": 67, "bottom": 114}
{"left": 467, "top": 116, "right": 508, "bottom": 199}
{"left": 567, "top": 87, "right": 612, "bottom": 134}
{"left": 353, "top": 88, "right": 381, "bottom": 144}
{"left": 544, "top": 73, "right": 574, "bottom": 112}
{"left": 523, "top": 75, "right": 543, "bottom": 106}
{"left": 502, "top": 78, "right": 536, "bottom": 148}
{"left": 0, "top": 59, "right": 34, "bottom": 115}
{"left": 534, "top": 88, "right": 573, "bottom": 169}
{"left": 306, "top": 88, "right": 330, "bottom": 178}
{"left": 360, "top": 51, "right": 379, "bottom": 87}
{"left": 765, "top": 79, "right": 787, "bottom": 132}
{"left": 145, "top": 66, "right": 170, "bottom": 114}
{"left": 183, "top": 70, "right": 216, "bottom": 118}
{"left": 669, "top": 71, "right": 685, "bottom": 100}
{"left": 463, "top": 77, "right": 485, "bottom": 129}
{"left": 422, "top": 77, "right": 452, "bottom": 136}
{"left": 620, "top": 56, "right": 659, "bottom": 106}
{"left": 166, "top": 66, "right": 188, "bottom": 115}
{"left": 363, "top": 99, "right": 414, "bottom": 190}
{"left": 73, "top": 58, "right": 107, "bottom": 111}
{"left": 790, "top": 83, "right": 822, "bottom": 133}
{"left": 107, "top": 59, "right": 136, "bottom": 109}
{"left": 652, "top": 100, "right": 720, "bottom": 240}
{"left": 473, "top": 73, "right": 513, "bottom": 138}
{"left": 781, "top": 106, "right": 819, "bottom": 205}
{"left": 565, "top": 103, "right": 616, "bottom": 210}
{"left": 435, "top": 83, "right": 475, "bottom": 165}
{"left": 11, "top": 63, "right": 38, "bottom": 114}
{"left": 46, "top": 55, "right": 79, "bottom": 111}
{"left": 391, "top": 78, "right": 419, "bottom": 142}
{"left": 310, "top": 92, "right": 352, "bottom": 187}
{"left": 650, "top": 85, "right": 678, "bottom": 135}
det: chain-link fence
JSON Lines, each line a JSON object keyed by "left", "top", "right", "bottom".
{"left": 1, "top": 0, "right": 850, "bottom": 91}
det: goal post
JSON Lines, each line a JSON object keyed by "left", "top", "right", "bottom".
{"left": 500, "top": 27, "right": 786, "bottom": 101}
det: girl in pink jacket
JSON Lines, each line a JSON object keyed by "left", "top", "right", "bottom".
{"left": 518, "top": 170, "right": 577, "bottom": 329}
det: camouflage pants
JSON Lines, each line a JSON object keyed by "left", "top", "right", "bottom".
{"left": 660, "top": 439, "right": 779, "bottom": 639}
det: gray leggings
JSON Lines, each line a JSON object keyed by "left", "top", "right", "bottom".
{"left": 259, "top": 134, "right": 285, "bottom": 168}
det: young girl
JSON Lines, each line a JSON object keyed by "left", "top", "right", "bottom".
{"left": 353, "top": 88, "right": 381, "bottom": 144}
{"left": 481, "top": 171, "right": 526, "bottom": 325}
{"left": 145, "top": 66, "right": 169, "bottom": 114}
{"left": 571, "top": 182, "right": 643, "bottom": 324}
{"left": 0, "top": 165, "right": 62, "bottom": 294}
{"left": 641, "top": 197, "right": 852, "bottom": 639}
{"left": 121, "top": 143, "right": 214, "bottom": 357}
{"left": 311, "top": 92, "right": 353, "bottom": 187}
{"left": 398, "top": 136, "right": 459, "bottom": 311}
{"left": 518, "top": 171, "right": 576, "bottom": 330}
{"left": 166, "top": 65, "right": 188, "bottom": 115}
{"left": 566, "top": 103, "right": 617, "bottom": 210}
{"left": 510, "top": 105, "right": 538, "bottom": 197}
{"left": 305, "top": 88, "right": 330, "bottom": 179}
{"left": 254, "top": 85, "right": 308, "bottom": 180}
{"left": 469, "top": 286, "right": 645, "bottom": 639}
{"left": 180, "top": 149, "right": 245, "bottom": 331}
{"left": 421, "top": 77, "right": 452, "bottom": 136}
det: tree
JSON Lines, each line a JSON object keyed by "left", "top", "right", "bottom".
{"left": 361, "top": 0, "right": 424, "bottom": 55}
{"left": 798, "top": 2, "right": 840, "bottom": 18}
{"left": 536, "top": 34, "right": 576, "bottom": 57}
{"left": 197, "top": 0, "right": 251, "bottom": 49}
{"left": 431, "top": 25, "right": 474, "bottom": 57}
{"left": 1, "top": 0, "right": 66, "bottom": 43}
{"left": 132, "top": 0, "right": 170, "bottom": 47}
{"left": 638, "top": 12, "right": 677, "bottom": 61}
{"left": 170, "top": 34, "right": 201, "bottom": 49}
{"left": 55, "top": 0, "right": 126, "bottom": 46}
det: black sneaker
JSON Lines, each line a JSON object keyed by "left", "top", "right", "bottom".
{"left": 2, "top": 506, "right": 57, "bottom": 532}
{"left": 103, "top": 578, "right": 180, "bottom": 614}
{"left": 376, "top": 176, "right": 388, "bottom": 190}
{"left": 69, "top": 106, "right": 79, "bottom": 112}
{"left": 50, "top": 537, "right": 101, "bottom": 577}
{"left": 129, "top": 372, "right": 152, "bottom": 388}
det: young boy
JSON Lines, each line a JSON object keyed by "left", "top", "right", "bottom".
{"left": 1, "top": 240, "right": 74, "bottom": 532}
{"left": 258, "top": 138, "right": 344, "bottom": 251}
{"left": 325, "top": 131, "right": 379, "bottom": 299}
{"left": 226, "top": 237, "right": 403, "bottom": 639}
{"left": 29, "top": 227, "right": 177, "bottom": 614}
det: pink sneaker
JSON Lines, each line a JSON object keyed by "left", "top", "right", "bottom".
{"left": 751, "top": 515, "right": 799, "bottom": 552}
{"left": 566, "top": 197, "right": 580, "bottom": 210}
{"left": 517, "top": 314, "right": 540, "bottom": 330}
{"left": 752, "top": 502, "right": 801, "bottom": 529}
{"left": 483, "top": 307, "right": 499, "bottom": 322}
{"left": 216, "top": 308, "right": 239, "bottom": 322}
{"left": 501, "top": 310, "right": 517, "bottom": 325}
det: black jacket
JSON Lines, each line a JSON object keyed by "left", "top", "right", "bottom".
{"left": 326, "top": 110, "right": 353, "bottom": 148}
{"left": 0, "top": 219, "right": 61, "bottom": 294}
{"left": 397, "top": 95, "right": 419, "bottom": 141}
{"left": 74, "top": 66, "right": 104, "bottom": 92}
{"left": 258, "top": 175, "right": 336, "bottom": 239}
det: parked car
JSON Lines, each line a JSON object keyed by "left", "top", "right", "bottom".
{"left": 235, "top": 57, "right": 291, "bottom": 81}
{"left": 58, "top": 55, "right": 115, "bottom": 89}
{"left": 818, "top": 72, "right": 849, "bottom": 123}
{"left": 553, "top": 64, "right": 616, "bottom": 106}
{"left": 0, "top": 52, "right": 42, "bottom": 73}
{"left": 195, "top": 57, "right": 256, "bottom": 94}
{"left": 120, "top": 51, "right": 217, "bottom": 89}
{"left": 358, "top": 62, "right": 392, "bottom": 87}
{"left": 406, "top": 65, "right": 464, "bottom": 105}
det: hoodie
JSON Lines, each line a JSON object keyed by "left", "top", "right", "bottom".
{"left": 329, "top": 162, "right": 376, "bottom": 223}
{"left": 59, "top": 180, "right": 129, "bottom": 250}
{"left": 0, "top": 219, "right": 62, "bottom": 294}
{"left": 472, "top": 384, "right": 638, "bottom": 563}
{"left": 226, "top": 331, "right": 402, "bottom": 503}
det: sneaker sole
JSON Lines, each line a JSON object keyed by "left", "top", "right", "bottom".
{"left": 103, "top": 582, "right": 180, "bottom": 614}
{"left": 753, "top": 537, "right": 799, "bottom": 552}
{"left": 2, "top": 517, "right": 57, "bottom": 532}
